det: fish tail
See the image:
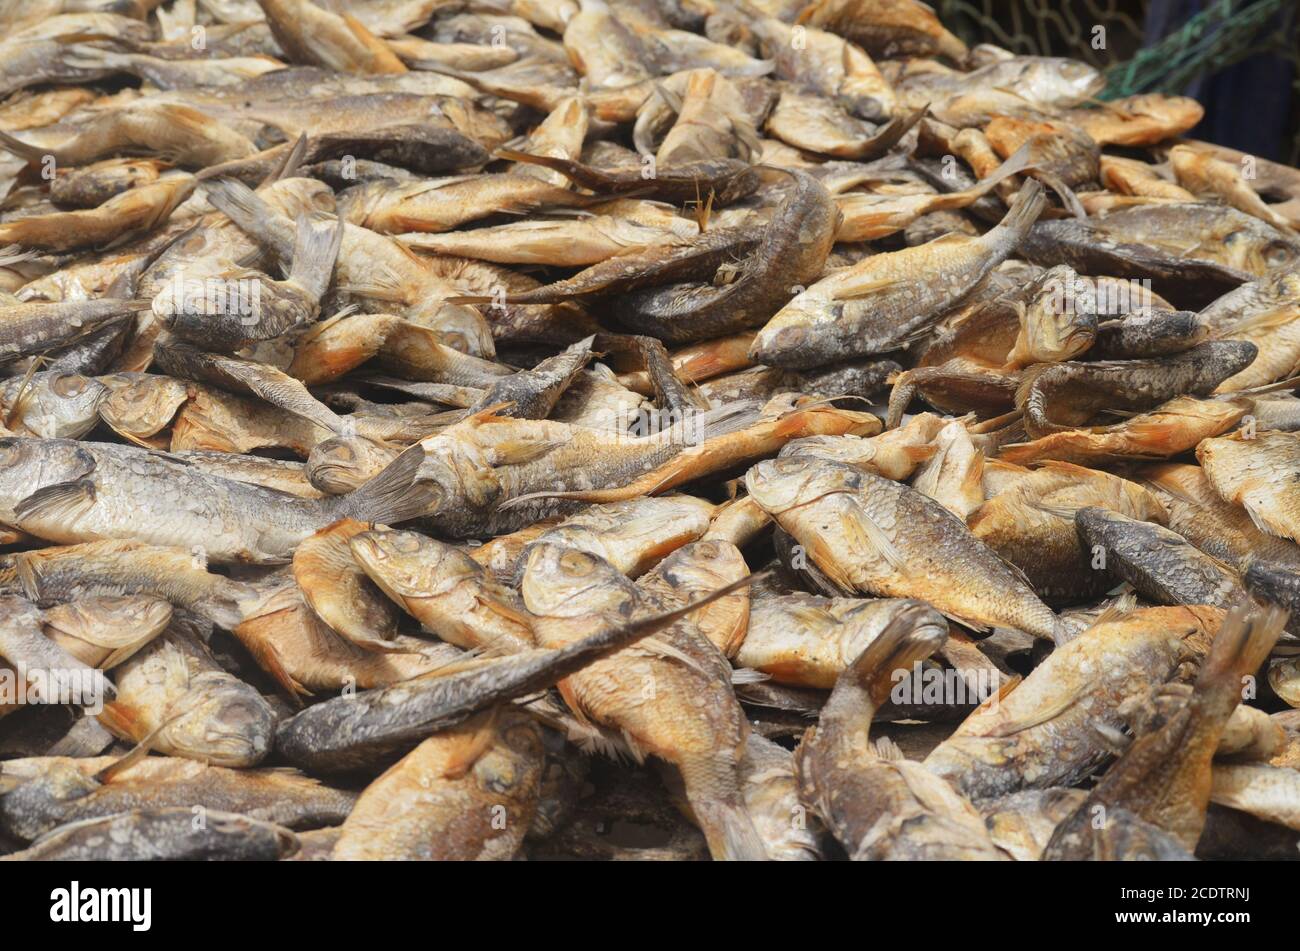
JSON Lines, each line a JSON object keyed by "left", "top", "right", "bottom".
{"left": 289, "top": 213, "right": 345, "bottom": 303}
{"left": 336, "top": 442, "right": 434, "bottom": 525}
{"left": 205, "top": 177, "right": 295, "bottom": 261}
{"left": 678, "top": 757, "right": 768, "bottom": 861}
{"left": 0, "top": 244, "right": 35, "bottom": 267}
{"left": 885, "top": 370, "right": 917, "bottom": 429}
{"left": 1196, "top": 602, "right": 1288, "bottom": 721}
{"left": 845, "top": 601, "right": 948, "bottom": 706}
{"left": 264, "top": 133, "right": 309, "bottom": 186}
{"left": 995, "top": 177, "right": 1047, "bottom": 240}
{"left": 969, "top": 141, "right": 1036, "bottom": 194}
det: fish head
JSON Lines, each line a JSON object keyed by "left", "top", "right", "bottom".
{"left": 307, "top": 435, "right": 392, "bottom": 494}
{"left": 749, "top": 304, "right": 835, "bottom": 369}
{"left": 1202, "top": 339, "right": 1259, "bottom": 382}
{"left": 1244, "top": 558, "right": 1300, "bottom": 608}
{"left": 472, "top": 711, "right": 544, "bottom": 804}
{"left": 1054, "top": 59, "right": 1106, "bottom": 102}
{"left": 415, "top": 437, "right": 500, "bottom": 518}
{"left": 0, "top": 437, "right": 93, "bottom": 508}
{"left": 19, "top": 373, "right": 110, "bottom": 440}
{"left": 408, "top": 299, "right": 497, "bottom": 359}
{"left": 43, "top": 595, "right": 173, "bottom": 653}
{"left": 98, "top": 374, "right": 190, "bottom": 442}
{"left": 162, "top": 673, "right": 275, "bottom": 768}
{"left": 1247, "top": 235, "right": 1300, "bottom": 275}
{"left": 744, "top": 456, "right": 859, "bottom": 514}
{"left": 519, "top": 542, "right": 638, "bottom": 621}
{"left": 349, "top": 529, "right": 479, "bottom": 601}
{"left": 1024, "top": 266, "right": 1098, "bottom": 359}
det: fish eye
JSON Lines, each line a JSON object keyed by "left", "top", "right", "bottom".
{"left": 391, "top": 532, "right": 422, "bottom": 554}
{"left": 51, "top": 375, "right": 87, "bottom": 397}
{"left": 774, "top": 327, "right": 807, "bottom": 349}
{"left": 559, "top": 549, "right": 595, "bottom": 575}
{"left": 325, "top": 439, "right": 357, "bottom": 462}
{"left": 694, "top": 540, "right": 721, "bottom": 559}
{"left": 1265, "top": 242, "right": 1295, "bottom": 266}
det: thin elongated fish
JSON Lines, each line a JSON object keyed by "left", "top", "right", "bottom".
{"left": 0, "top": 438, "right": 430, "bottom": 563}
{"left": 0, "top": 757, "right": 356, "bottom": 843}
{"left": 1, "top": 809, "right": 299, "bottom": 861}
{"left": 274, "top": 568, "right": 757, "bottom": 773}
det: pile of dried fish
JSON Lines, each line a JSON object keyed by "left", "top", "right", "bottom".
{"left": 1, "top": 0, "right": 1300, "bottom": 862}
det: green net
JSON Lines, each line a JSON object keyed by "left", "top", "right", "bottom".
{"left": 1101, "top": 0, "right": 1296, "bottom": 100}
{"left": 936, "top": 0, "right": 1300, "bottom": 164}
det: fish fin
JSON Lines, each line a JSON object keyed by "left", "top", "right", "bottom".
{"left": 4, "top": 354, "right": 44, "bottom": 429}
{"left": 1091, "top": 720, "right": 1133, "bottom": 756}
{"left": 729, "top": 666, "right": 770, "bottom": 685}
{"left": 1091, "top": 590, "right": 1139, "bottom": 627}
{"left": 983, "top": 689, "right": 1079, "bottom": 738}
{"left": 92, "top": 714, "right": 181, "bottom": 784}
{"left": 1212, "top": 305, "right": 1299, "bottom": 340}
{"left": 262, "top": 133, "right": 308, "bottom": 186}
{"left": 288, "top": 213, "right": 344, "bottom": 301}
{"left": 835, "top": 275, "right": 903, "bottom": 300}
{"left": 1197, "top": 602, "right": 1288, "bottom": 704}
{"left": 939, "top": 610, "right": 988, "bottom": 632}
{"left": 476, "top": 590, "right": 535, "bottom": 631}
{"left": 95, "top": 700, "right": 143, "bottom": 740}
{"left": 620, "top": 728, "right": 649, "bottom": 764}
{"left": 1242, "top": 495, "right": 1288, "bottom": 539}
{"left": 698, "top": 399, "right": 764, "bottom": 440}
{"left": 338, "top": 262, "right": 409, "bottom": 303}
{"left": 704, "top": 798, "right": 768, "bottom": 862}
{"left": 0, "top": 130, "right": 49, "bottom": 166}
{"left": 973, "top": 141, "right": 1036, "bottom": 189}
{"left": 13, "top": 478, "right": 97, "bottom": 525}
{"left": 853, "top": 105, "right": 927, "bottom": 160}
{"left": 1012, "top": 361, "right": 1054, "bottom": 411}
{"left": 635, "top": 635, "right": 709, "bottom": 675}
{"left": 338, "top": 442, "right": 433, "bottom": 525}
{"left": 842, "top": 503, "right": 908, "bottom": 574}
{"left": 652, "top": 80, "right": 684, "bottom": 116}
{"left": 1031, "top": 168, "right": 1087, "bottom": 220}
{"left": 874, "top": 736, "right": 905, "bottom": 761}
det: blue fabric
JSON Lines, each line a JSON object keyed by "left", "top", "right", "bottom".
{"left": 1143, "top": 0, "right": 1296, "bottom": 161}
